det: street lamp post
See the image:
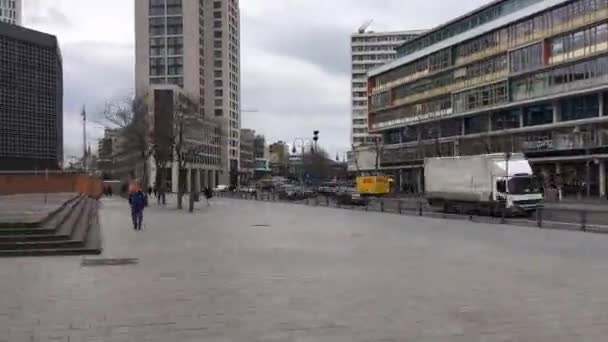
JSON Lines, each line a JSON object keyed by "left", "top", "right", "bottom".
{"left": 292, "top": 133, "right": 318, "bottom": 184}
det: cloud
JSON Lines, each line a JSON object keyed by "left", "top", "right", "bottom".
{"left": 27, "top": 7, "right": 71, "bottom": 28}
{"left": 20, "top": 0, "right": 493, "bottom": 160}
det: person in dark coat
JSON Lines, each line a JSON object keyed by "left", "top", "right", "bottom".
{"left": 204, "top": 187, "right": 213, "bottom": 206}
{"left": 128, "top": 188, "right": 147, "bottom": 230}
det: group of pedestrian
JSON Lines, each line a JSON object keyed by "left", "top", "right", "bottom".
{"left": 124, "top": 179, "right": 215, "bottom": 231}
{"left": 103, "top": 186, "right": 113, "bottom": 197}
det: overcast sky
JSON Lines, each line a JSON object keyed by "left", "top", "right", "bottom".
{"left": 24, "top": 0, "right": 490, "bottom": 160}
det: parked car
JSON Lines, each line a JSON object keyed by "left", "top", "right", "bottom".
{"left": 214, "top": 184, "right": 229, "bottom": 192}
{"left": 335, "top": 187, "right": 368, "bottom": 206}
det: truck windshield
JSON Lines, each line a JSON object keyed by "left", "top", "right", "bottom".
{"left": 508, "top": 176, "right": 542, "bottom": 195}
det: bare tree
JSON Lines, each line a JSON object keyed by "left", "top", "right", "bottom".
{"left": 302, "top": 148, "right": 332, "bottom": 182}
{"left": 99, "top": 94, "right": 151, "bottom": 187}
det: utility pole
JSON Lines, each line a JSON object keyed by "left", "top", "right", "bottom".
{"left": 81, "top": 105, "right": 87, "bottom": 172}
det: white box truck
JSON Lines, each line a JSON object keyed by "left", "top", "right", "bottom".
{"left": 424, "top": 153, "right": 543, "bottom": 215}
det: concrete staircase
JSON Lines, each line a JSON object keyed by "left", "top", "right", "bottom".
{"left": 0, "top": 195, "right": 102, "bottom": 256}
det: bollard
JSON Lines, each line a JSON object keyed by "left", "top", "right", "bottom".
{"left": 580, "top": 210, "right": 587, "bottom": 231}
{"left": 380, "top": 200, "right": 385, "bottom": 212}
{"left": 398, "top": 200, "right": 402, "bottom": 214}
{"left": 306, "top": 198, "right": 310, "bottom": 206}
{"left": 418, "top": 201, "right": 423, "bottom": 216}
{"left": 536, "top": 208, "right": 542, "bottom": 228}
{"left": 326, "top": 196, "right": 329, "bottom": 206}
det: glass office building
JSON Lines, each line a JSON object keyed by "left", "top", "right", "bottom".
{"left": 368, "top": 0, "right": 608, "bottom": 197}
{"left": 0, "top": 21, "right": 63, "bottom": 170}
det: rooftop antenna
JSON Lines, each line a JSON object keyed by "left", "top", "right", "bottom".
{"left": 358, "top": 19, "right": 373, "bottom": 34}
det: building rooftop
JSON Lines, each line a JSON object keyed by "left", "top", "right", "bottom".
{"left": 368, "top": 0, "right": 568, "bottom": 77}
{"left": 351, "top": 29, "right": 427, "bottom": 38}
{"left": 0, "top": 20, "right": 58, "bottom": 48}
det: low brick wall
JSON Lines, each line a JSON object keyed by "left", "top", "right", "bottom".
{"left": 0, "top": 174, "right": 103, "bottom": 199}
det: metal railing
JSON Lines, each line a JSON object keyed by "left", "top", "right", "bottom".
{"left": 216, "top": 191, "right": 608, "bottom": 234}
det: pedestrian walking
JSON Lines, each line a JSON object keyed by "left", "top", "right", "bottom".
{"left": 204, "top": 187, "right": 213, "bottom": 206}
{"left": 128, "top": 183, "right": 147, "bottom": 230}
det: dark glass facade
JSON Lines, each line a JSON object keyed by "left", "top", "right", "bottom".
{"left": 0, "top": 22, "right": 63, "bottom": 170}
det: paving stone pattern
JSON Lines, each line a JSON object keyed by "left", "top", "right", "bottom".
{"left": 1, "top": 197, "right": 608, "bottom": 341}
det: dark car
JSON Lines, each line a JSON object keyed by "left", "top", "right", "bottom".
{"left": 335, "top": 187, "right": 368, "bottom": 206}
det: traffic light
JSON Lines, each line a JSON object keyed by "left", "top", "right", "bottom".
{"left": 313, "top": 130, "right": 319, "bottom": 143}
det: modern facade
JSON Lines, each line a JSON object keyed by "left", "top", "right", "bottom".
{"left": 368, "top": 0, "right": 608, "bottom": 197}
{"left": 98, "top": 128, "right": 120, "bottom": 178}
{"left": 0, "top": 21, "right": 63, "bottom": 170}
{"left": 135, "top": 0, "right": 241, "bottom": 186}
{"left": 154, "top": 85, "right": 225, "bottom": 192}
{"left": 269, "top": 141, "right": 290, "bottom": 176}
{"left": 0, "top": 0, "right": 21, "bottom": 25}
{"left": 239, "top": 128, "right": 255, "bottom": 184}
{"left": 253, "top": 134, "right": 266, "bottom": 159}
{"left": 350, "top": 29, "right": 424, "bottom": 146}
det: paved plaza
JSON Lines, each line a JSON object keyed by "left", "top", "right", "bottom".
{"left": 2, "top": 197, "right": 608, "bottom": 341}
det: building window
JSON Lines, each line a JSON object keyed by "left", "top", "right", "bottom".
{"left": 167, "top": 57, "right": 183, "bottom": 75}
{"left": 167, "top": 16, "right": 183, "bottom": 35}
{"left": 523, "top": 103, "right": 553, "bottom": 127}
{"left": 492, "top": 109, "right": 521, "bottom": 131}
{"left": 167, "top": 37, "right": 183, "bottom": 55}
{"left": 453, "top": 81, "right": 508, "bottom": 113}
{"left": 509, "top": 43, "right": 543, "bottom": 74}
{"left": 149, "top": 0, "right": 165, "bottom": 15}
{"left": 511, "top": 56, "right": 608, "bottom": 102}
{"left": 149, "top": 17, "right": 165, "bottom": 36}
{"left": 166, "top": 0, "right": 182, "bottom": 15}
{"left": 464, "top": 114, "right": 489, "bottom": 135}
{"left": 149, "top": 57, "right": 165, "bottom": 76}
{"left": 550, "top": 23, "right": 608, "bottom": 64}
{"left": 560, "top": 94, "right": 599, "bottom": 122}
{"left": 149, "top": 37, "right": 165, "bottom": 57}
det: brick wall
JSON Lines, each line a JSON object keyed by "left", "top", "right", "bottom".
{"left": 0, "top": 174, "right": 103, "bottom": 198}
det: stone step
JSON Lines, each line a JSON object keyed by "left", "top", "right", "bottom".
{"left": 0, "top": 194, "right": 85, "bottom": 236}
{"left": 0, "top": 212, "right": 102, "bottom": 257}
{"left": 0, "top": 199, "right": 94, "bottom": 251}
{"left": 0, "top": 193, "right": 81, "bottom": 229}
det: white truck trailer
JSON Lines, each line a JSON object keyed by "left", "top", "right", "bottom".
{"left": 424, "top": 153, "right": 543, "bottom": 215}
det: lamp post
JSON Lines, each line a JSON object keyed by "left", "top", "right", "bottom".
{"left": 293, "top": 133, "right": 318, "bottom": 184}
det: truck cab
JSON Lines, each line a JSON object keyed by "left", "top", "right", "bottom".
{"left": 492, "top": 159, "right": 544, "bottom": 213}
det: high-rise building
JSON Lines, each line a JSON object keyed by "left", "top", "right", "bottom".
{"left": 0, "top": 0, "right": 21, "bottom": 25}
{"left": 135, "top": 0, "right": 240, "bottom": 186}
{"left": 0, "top": 21, "right": 63, "bottom": 170}
{"left": 368, "top": 0, "right": 608, "bottom": 197}
{"left": 253, "top": 134, "right": 266, "bottom": 159}
{"left": 350, "top": 28, "right": 423, "bottom": 147}
{"left": 239, "top": 128, "right": 255, "bottom": 184}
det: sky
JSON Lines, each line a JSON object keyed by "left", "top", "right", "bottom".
{"left": 24, "top": 0, "right": 490, "bottom": 160}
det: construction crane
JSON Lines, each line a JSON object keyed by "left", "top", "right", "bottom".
{"left": 241, "top": 108, "right": 259, "bottom": 113}
{"left": 358, "top": 20, "right": 373, "bottom": 34}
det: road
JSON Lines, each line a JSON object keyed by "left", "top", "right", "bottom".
{"left": 2, "top": 197, "right": 608, "bottom": 341}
